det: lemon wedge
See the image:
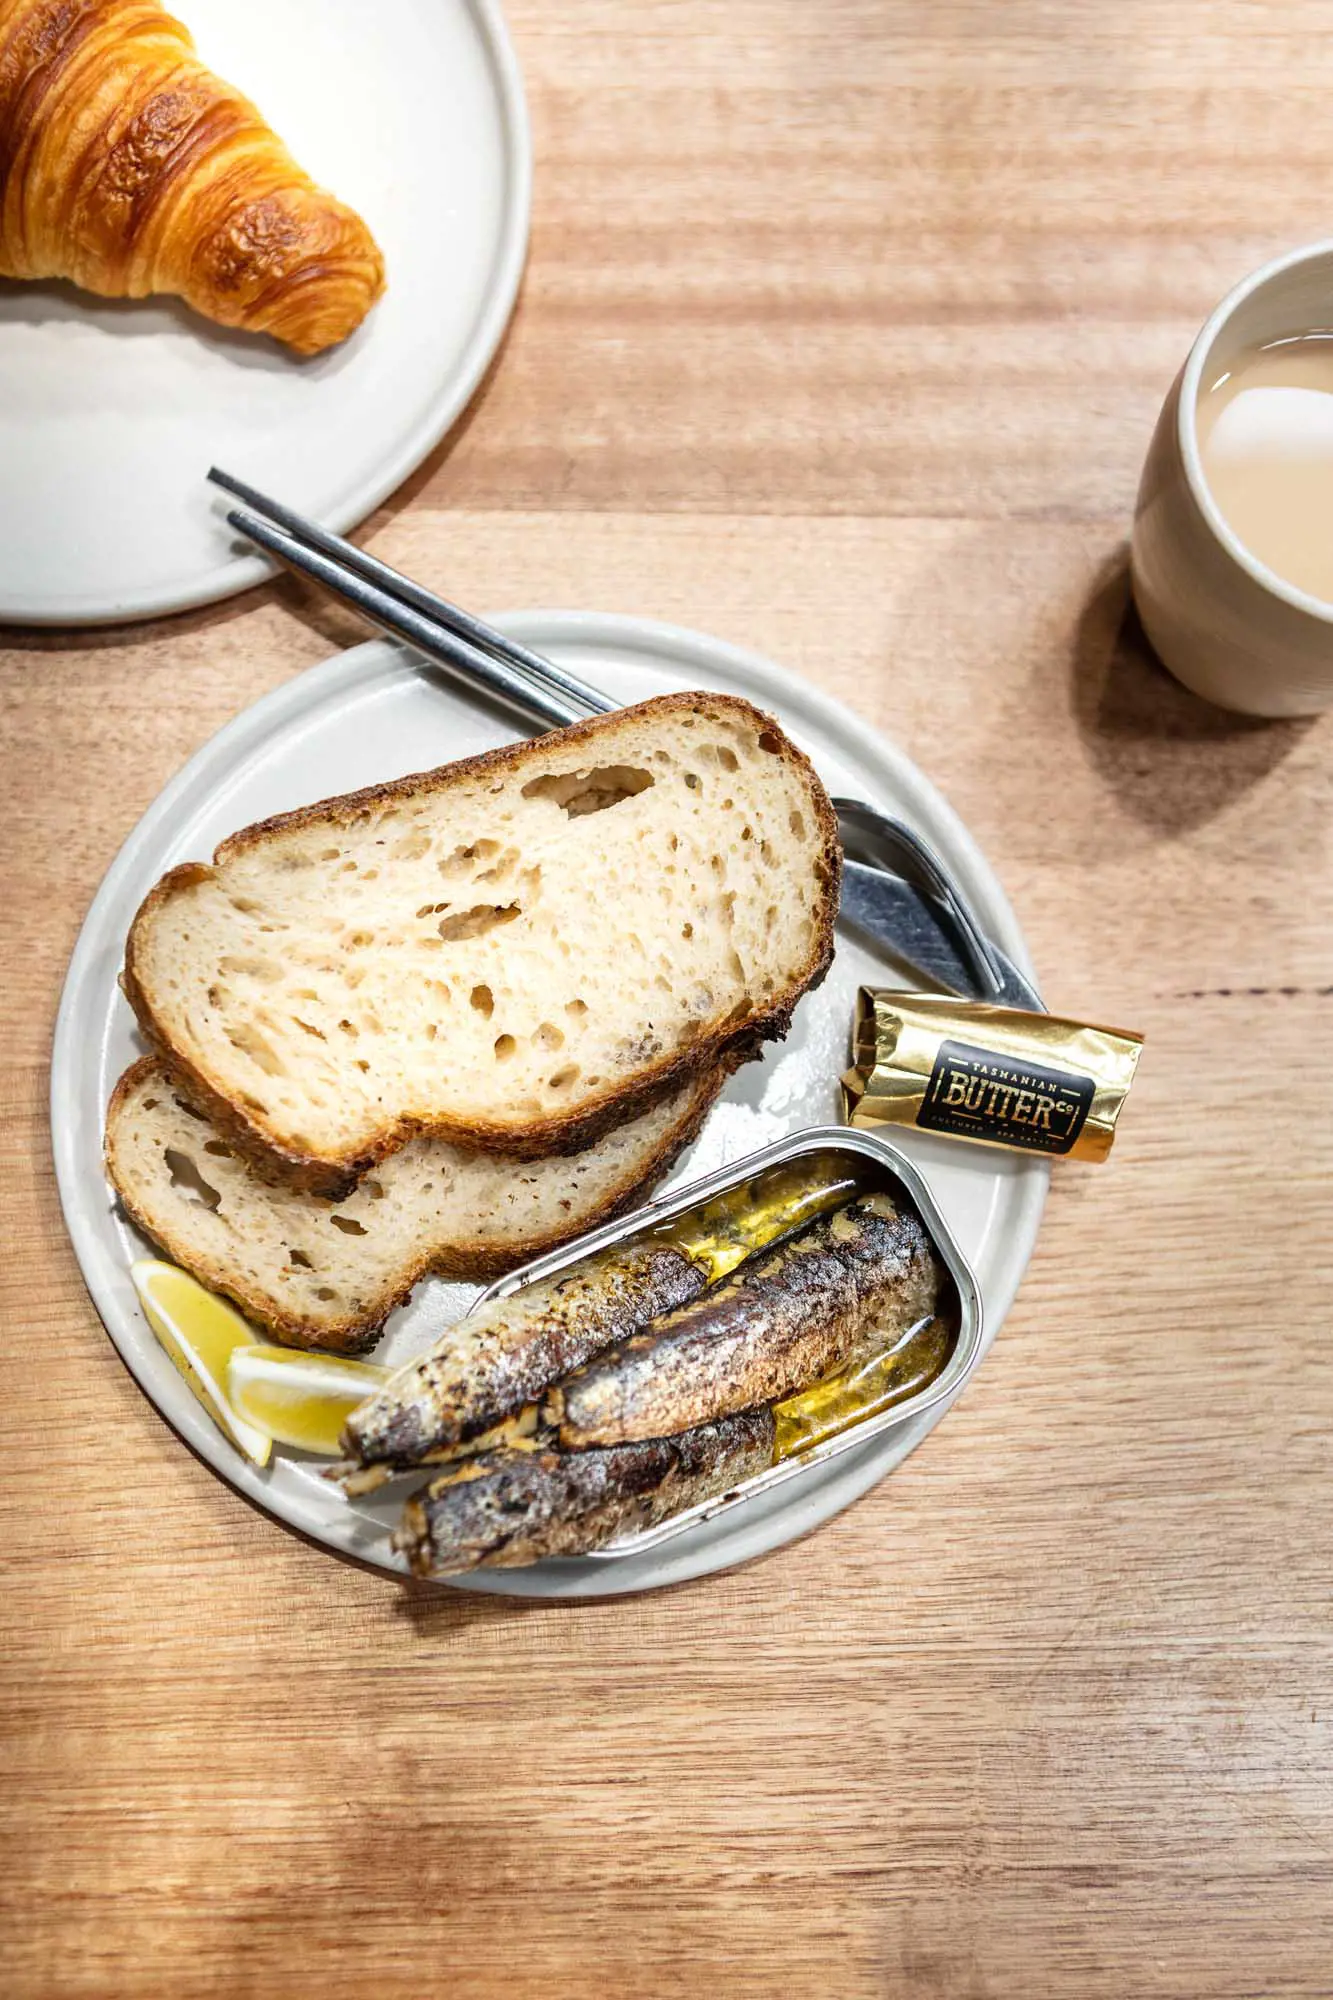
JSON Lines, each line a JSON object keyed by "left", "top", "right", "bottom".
{"left": 227, "top": 1346, "right": 390, "bottom": 1456}
{"left": 131, "top": 1259, "right": 273, "bottom": 1466}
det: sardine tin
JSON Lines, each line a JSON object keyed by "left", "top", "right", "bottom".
{"left": 465, "top": 1126, "right": 981, "bottom": 1563}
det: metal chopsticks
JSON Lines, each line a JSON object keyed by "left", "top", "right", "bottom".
{"left": 207, "top": 467, "right": 614, "bottom": 732}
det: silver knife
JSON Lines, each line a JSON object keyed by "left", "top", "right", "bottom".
{"left": 839, "top": 859, "right": 1042, "bottom": 1010}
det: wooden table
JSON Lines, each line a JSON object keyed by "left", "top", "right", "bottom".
{"left": 4, "top": 4, "right": 1332, "bottom": 1993}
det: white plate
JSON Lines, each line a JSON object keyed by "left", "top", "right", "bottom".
{"left": 52, "top": 614, "right": 1048, "bottom": 1597}
{"left": 0, "top": 0, "right": 529, "bottom": 626}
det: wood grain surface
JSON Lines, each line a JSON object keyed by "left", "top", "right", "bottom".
{"left": 4, "top": 3, "right": 1333, "bottom": 1994}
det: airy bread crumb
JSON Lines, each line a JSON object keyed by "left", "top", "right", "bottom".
{"left": 123, "top": 694, "right": 840, "bottom": 1192}
{"left": 105, "top": 1057, "right": 726, "bottom": 1350}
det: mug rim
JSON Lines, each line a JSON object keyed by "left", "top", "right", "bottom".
{"left": 1178, "top": 236, "right": 1333, "bottom": 628}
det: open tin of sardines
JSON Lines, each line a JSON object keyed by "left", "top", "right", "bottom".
{"left": 456, "top": 1126, "right": 981, "bottom": 1565}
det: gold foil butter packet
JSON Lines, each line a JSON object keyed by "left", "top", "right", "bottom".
{"left": 843, "top": 990, "right": 1143, "bottom": 1163}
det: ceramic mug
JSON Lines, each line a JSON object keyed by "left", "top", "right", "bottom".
{"left": 1131, "top": 239, "right": 1333, "bottom": 717}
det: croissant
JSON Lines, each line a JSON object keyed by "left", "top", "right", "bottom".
{"left": 0, "top": 0, "right": 385, "bottom": 353}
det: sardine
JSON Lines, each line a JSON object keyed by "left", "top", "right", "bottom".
{"left": 549, "top": 1194, "right": 944, "bottom": 1448}
{"left": 342, "top": 1240, "right": 708, "bottom": 1467}
{"left": 343, "top": 1155, "right": 862, "bottom": 1469}
{"left": 393, "top": 1409, "right": 776, "bottom": 1574}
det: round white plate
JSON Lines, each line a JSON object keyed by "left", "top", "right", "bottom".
{"left": 0, "top": 0, "right": 529, "bottom": 626}
{"left": 52, "top": 614, "right": 1048, "bottom": 1596}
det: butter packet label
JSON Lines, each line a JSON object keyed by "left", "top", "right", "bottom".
{"left": 842, "top": 991, "right": 1142, "bottom": 1164}
{"left": 916, "top": 1040, "right": 1095, "bottom": 1155}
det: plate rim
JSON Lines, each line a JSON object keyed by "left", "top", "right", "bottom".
{"left": 0, "top": 0, "right": 532, "bottom": 628}
{"left": 51, "top": 612, "right": 1048, "bottom": 1597}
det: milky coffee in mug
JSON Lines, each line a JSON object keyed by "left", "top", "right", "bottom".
{"left": 1131, "top": 240, "right": 1333, "bottom": 716}
{"left": 1196, "top": 331, "right": 1333, "bottom": 604}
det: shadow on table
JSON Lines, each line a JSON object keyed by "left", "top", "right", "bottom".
{"left": 1069, "top": 548, "right": 1313, "bottom": 833}
{"left": 393, "top": 1569, "right": 699, "bottom": 1634}
{"left": 392, "top": 1580, "right": 538, "bottom": 1637}
{"left": 363, "top": 288, "right": 525, "bottom": 528}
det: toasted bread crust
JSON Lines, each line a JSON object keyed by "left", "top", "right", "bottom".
{"left": 122, "top": 693, "right": 841, "bottom": 1194}
{"left": 105, "top": 1055, "right": 728, "bottom": 1350}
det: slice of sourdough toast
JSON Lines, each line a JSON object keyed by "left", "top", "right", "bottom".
{"left": 106, "top": 1056, "right": 725, "bottom": 1352}
{"left": 123, "top": 693, "right": 839, "bottom": 1193}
